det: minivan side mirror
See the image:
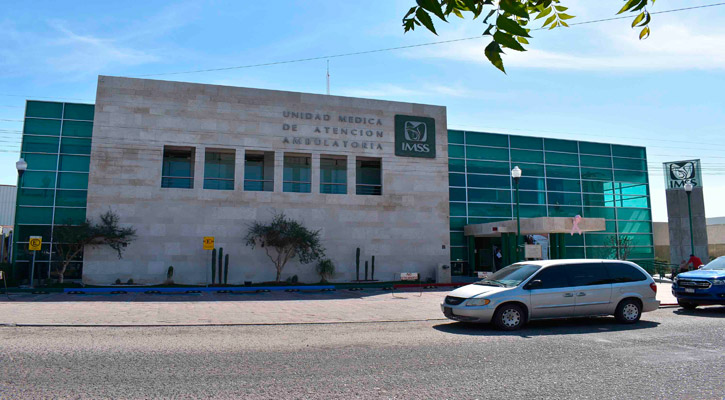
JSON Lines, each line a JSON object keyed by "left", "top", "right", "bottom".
{"left": 525, "top": 279, "right": 542, "bottom": 290}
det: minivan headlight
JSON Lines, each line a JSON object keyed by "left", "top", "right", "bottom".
{"left": 713, "top": 279, "right": 725, "bottom": 286}
{"left": 465, "top": 298, "right": 491, "bottom": 307}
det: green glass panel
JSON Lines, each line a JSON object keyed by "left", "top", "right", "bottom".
{"left": 545, "top": 151, "right": 579, "bottom": 166}
{"left": 466, "top": 146, "right": 509, "bottom": 161}
{"left": 283, "top": 182, "right": 311, "bottom": 193}
{"left": 61, "top": 120, "right": 93, "bottom": 138}
{"left": 26, "top": 101, "right": 63, "bottom": 119}
{"left": 612, "top": 145, "right": 645, "bottom": 159}
{"left": 565, "top": 234, "right": 584, "bottom": 246}
{"left": 204, "top": 179, "right": 234, "bottom": 190}
{"left": 519, "top": 191, "right": 546, "bottom": 205}
{"left": 450, "top": 202, "right": 467, "bottom": 216}
{"left": 16, "top": 206, "right": 53, "bottom": 224}
{"left": 585, "top": 233, "right": 616, "bottom": 246}
{"left": 55, "top": 190, "right": 87, "bottom": 207}
{"left": 618, "top": 221, "right": 652, "bottom": 234}
{"left": 205, "top": 151, "right": 235, "bottom": 180}
{"left": 54, "top": 207, "right": 86, "bottom": 225}
{"left": 21, "top": 171, "right": 56, "bottom": 189}
{"left": 450, "top": 247, "right": 468, "bottom": 261}
{"left": 449, "top": 158, "right": 465, "bottom": 173}
{"left": 616, "top": 183, "right": 648, "bottom": 196}
{"left": 546, "top": 165, "right": 579, "bottom": 179}
{"left": 518, "top": 205, "right": 547, "bottom": 218}
{"left": 517, "top": 177, "right": 545, "bottom": 191}
{"left": 511, "top": 149, "right": 543, "bottom": 163}
{"left": 579, "top": 142, "right": 611, "bottom": 156}
{"left": 320, "top": 158, "right": 346, "bottom": 185}
{"left": 548, "top": 192, "right": 582, "bottom": 206}
{"left": 628, "top": 247, "right": 655, "bottom": 259}
{"left": 15, "top": 225, "right": 52, "bottom": 242}
{"left": 582, "top": 180, "right": 614, "bottom": 194}
{"left": 581, "top": 167, "right": 613, "bottom": 181}
{"left": 626, "top": 234, "right": 653, "bottom": 247}
{"left": 547, "top": 178, "right": 581, "bottom": 192}
{"left": 449, "top": 188, "right": 466, "bottom": 201}
{"left": 468, "top": 188, "right": 511, "bottom": 203}
{"left": 24, "top": 118, "right": 61, "bottom": 136}
{"left": 615, "top": 195, "right": 649, "bottom": 208}
{"left": 468, "top": 174, "right": 510, "bottom": 189}
{"left": 57, "top": 172, "right": 88, "bottom": 189}
{"left": 22, "top": 135, "right": 59, "bottom": 153}
{"left": 548, "top": 205, "right": 583, "bottom": 217}
{"left": 544, "top": 138, "right": 578, "bottom": 153}
{"left": 320, "top": 184, "right": 346, "bottom": 194}
{"left": 17, "top": 189, "right": 54, "bottom": 206}
{"left": 604, "top": 220, "right": 617, "bottom": 233}
{"left": 614, "top": 170, "right": 648, "bottom": 183}
{"left": 163, "top": 177, "right": 193, "bottom": 189}
{"left": 163, "top": 149, "right": 194, "bottom": 178}
{"left": 356, "top": 160, "right": 380, "bottom": 185}
{"left": 59, "top": 155, "right": 90, "bottom": 172}
{"left": 565, "top": 247, "right": 585, "bottom": 258}
{"left": 63, "top": 103, "right": 95, "bottom": 120}
{"left": 617, "top": 208, "right": 651, "bottom": 221}
{"left": 448, "top": 144, "right": 464, "bottom": 158}
{"left": 14, "top": 245, "right": 52, "bottom": 261}
{"left": 450, "top": 217, "right": 467, "bottom": 230}
{"left": 468, "top": 217, "right": 510, "bottom": 224}
{"left": 469, "top": 203, "right": 512, "bottom": 217}
{"left": 22, "top": 153, "right": 58, "bottom": 170}
{"left": 466, "top": 160, "right": 509, "bottom": 175}
{"left": 585, "top": 246, "right": 615, "bottom": 259}
{"left": 583, "top": 193, "right": 614, "bottom": 207}
{"left": 613, "top": 157, "right": 646, "bottom": 171}
{"left": 515, "top": 163, "right": 545, "bottom": 177}
{"left": 465, "top": 131, "right": 508, "bottom": 147}
{"left": 450, "top": 232, "right": 466, "bottom": 246}
{"left": 510, "top": 135, "right": 543, "bottom": 150}
{"left": 580, "top": 155, "right": 612, "bottom": 169}
{"left": 449, "top": 173, "right": 465, "bottom": 187}
{"left": 583, "top": 207, "right": 616, "bottom": 219}
{"left": 448, "top": 130, "right": 464, "bottom": 144}
{"left": 60, "top": 137, "right": 91, "bottom": 155}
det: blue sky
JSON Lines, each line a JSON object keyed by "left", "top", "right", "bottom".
{"left": 1, "top": 0, "right": 724, "bottom": 221}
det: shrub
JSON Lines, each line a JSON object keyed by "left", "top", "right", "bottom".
{"left": 316, "top": 259, "right": 335, "bottom": 283}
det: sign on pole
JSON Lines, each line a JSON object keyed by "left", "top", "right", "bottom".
{"left": 28, "top": 236, "right": 42, "bottom": 251}
{"left": 203, "top": 236, "right": 215, "bottom": 250}
{"left": 663, "top": 159, "right": 702, "bottom": 189}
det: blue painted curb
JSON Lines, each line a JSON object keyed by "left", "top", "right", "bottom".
{"left": 64, "top": 285, "right": 335, "bottom": 294}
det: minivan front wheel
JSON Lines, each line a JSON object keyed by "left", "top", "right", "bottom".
{"left": 615, "top": 299, "right": 642, "bottom": 324}
{"left": 493, "top": 304, "right": 526, "bottom": 331}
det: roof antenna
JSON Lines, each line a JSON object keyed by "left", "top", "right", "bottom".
{"left": 326, "top": 60, "right": 330, "bottom": 95}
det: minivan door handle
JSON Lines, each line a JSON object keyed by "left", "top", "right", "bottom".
{"left": 576, "top": 292, "right": 586, "bottom": 297}
{"left": 563, "top": 293, "right": 574, "bottom": 297}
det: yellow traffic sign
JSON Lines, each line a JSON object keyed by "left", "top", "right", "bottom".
{"left": 203, "top": 236, "right": 215, "bottom": 250}
{"left": 28, "top": 236, "right": 42, "bottom": 251}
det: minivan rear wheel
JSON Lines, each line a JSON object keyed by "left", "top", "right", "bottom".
{"left": 615, "top": 299, "right": 642, "bottom": 324}
{"left": 493, "top": 304, "right": 526, "bottom": 331}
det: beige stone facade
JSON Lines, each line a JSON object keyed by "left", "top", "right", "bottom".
{"left": 83, "top": 76, "right": 450, "bottom": 285}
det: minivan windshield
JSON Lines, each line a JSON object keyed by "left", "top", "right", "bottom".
{"left": 702, "top": 257, "right": 725, "bottom": 270}
{"left": 475, "top": 264, "right": 541, "bottom": 288}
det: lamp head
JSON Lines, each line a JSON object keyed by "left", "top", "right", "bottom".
{"left": 684, "top": 182, "right": 693, "bottom": 192}
{"left": 16, "top": 158, "right": 27, "bottom": 177}
{"left": 511, "top": 166, "right": 522, "bottom": 179}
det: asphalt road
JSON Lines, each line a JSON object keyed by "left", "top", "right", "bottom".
{"left": 1, "top": 307, "right": 723, "bottom": 399}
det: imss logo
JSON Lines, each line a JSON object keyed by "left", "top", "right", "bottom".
{"left": 395, "top": 115, "right": 436, "bottom": 158}
{"left": 663, "top": 159, "right": 701, "bottom": 189}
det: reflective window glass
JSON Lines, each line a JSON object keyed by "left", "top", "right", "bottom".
{"left": 517, "top": 177, "right": 545, "bottom": 191}
{"left": 518, "top": 191, "right": 546, "bottom": 205}
{"left": 616, "top": 195, "right": 649, "bottom": 208}
{"left": 450, "top": 203, "right": 467, "bottom": 217}
{"left": 468, "top": 174, "right": 510, "bottom": 189}
{"left": 284, "top": 155, "right": 311, "bottom": 193}
{"left": 579, "top": 142, "right": 611, "bottom": 156}
{"left": 580, "top": 155, "right": 612, "bottom": 169}
{"left": 320, "top": 156, "right": 347, "bottom": 194}
{"left": 162, "top": 147, "right": 194, "bottom": 189}
{"left": 356, "top": 158, "right": 381, "bottom": 195}
{"left": 448, "top": 144, "right": 464, "bottom": 158}
{"left": 59, "top": 155, "right": 90, "bottom": 172}
{"left": 449, "top": 188, "right": 466, "bottom": 202}
{"left": 548, "top": 192, "right": 582, "bottom": 206}
{"left": 466, "top": 131, "right": 508, "bottom": 147}
{"left": 511, "top": 149, "right": 543, "bottom": 163}
{"left": 531, "top": 266, "right": 571, "bottom": 289}
{"left": 448, "top": 130, "right": 464, "bottom": 144}
{"left": 21, "top": 171, "right": 56, "bottom": 189}
{"left": 57, "top": 172, "right": 89, "bottom": 189}
{"left": 204, "top": 150, "right": 235, "bottom": 191}
{"left": 468, "top": 188, "right": 511, "bottom": 203}
{"left": 545, "top": 151, "right": 579, "bottom": 166}
{"left": 467, "top": 160, "right": 509, "bottom": 175}
{"left": 61, "top": 121, "right": 93, "bottom": 138}
{"left": 582, "top": 180, "right": 615, "bottom": 194}
{"left": 583, "top": 207, "right": 616, "bottom": 219}
{"left": 565, "top": 234, "right": 584, "bottom": 246}
{"left": 24, "top": 118, "right": 61, "bottom": 136}
{"left": 450, "top": 217, "right": 467, "bottom": 230}
{"left": 515, "top": 163, "right": 545, "bottom": 177}
{"left": 583, "top": 193, "right": 614, "bottom": 207}
{"left": 63, "top": 103, "right": 95, "bottom": 120}
{"left": 613, "top": 157, "right": 646, "bottom": 171}
{"left": 581, "top": 167, "right": 613, "bottom": 181}
{"left": 244, "top": 152, "right": 273, "bottom": 192}
{"left": 22, "top": 153, "right": 58, "bottom": 170}
{"left": 615, "top": 182, "right": 648, "bottom": 196}
{"left": 16, "top": 206, "right": 53, "bottom": 224}
{"left": 585, "top": 233, "right": 616, "bottom": 246}
{"left": 565, "top": 247, "right": 586, "bottom": 258}
{"left": 614, "top": 170, "right": 648, "bottom": 183}
{"left": 54, "top": 208, "right": 86, "bottom": 225}
{"left": 519, "top": 205, "right": 547, "bottom": 218}
{"left": 60, "top": 137, "right": 91, "bottom": 155}
{"left": 510, "top": 135, "right": 543, "bottom": 150}
{"left": 628, "top": 247, "right": 655, "bottom": 259}
{"left": 627, "top": 234, "right": 653, "bottom": 247}
{"left": 449, "top": 158, "right": 465, "bottom": 173}
{"left": 15, "top": 225, "right": 52, "bottom": 242}
{"left": 548, "top": 205, "right": 583, "bottom": 217}
{"left": 547, "top": 178, "right": 581, "bottom": 192}
{"left": 449, "top": 173, "right": 465, "bottom": 187}
{"left": 55, "top": 190, "right": 87, "bottom": 207}
{"left": 566, "top": 263, "right": 610, "bottom": 286}
{"left": 612, "top": 145, "right": 645, "bottom": 159}
{"left": 466, "top": 146, "right": 509, "bottom": 161}
{"left": 469, "top": 203, "right": 511, "bottom": 217}
{"left": 546, "top": 165, "right": 579, "bottom": 179}
{"left": 617, "top": 208, "right": 651, "bottom": 221}
{"left": 618, "top": 221, "right": 652, "bottom": 234}
{"left": 544, "top": 138, "right": 578, "bottom": 153}
{"left": 26, "top": 101, "right": 63, "bottom": 119}
{"left": 450, "top": 247, "right": 468, "bottom": 261}
{"left": 22, "top": 135, "right": 59, "bottom": 153}
{"left": 17, "top": 189, "right": 54, "bottom": 206}
{"left": 450, "top": 232, "right": 466, "bottom": 246}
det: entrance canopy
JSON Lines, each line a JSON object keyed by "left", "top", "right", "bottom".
{"left": 464, "top": 217, "right": 606, "bottom": 237}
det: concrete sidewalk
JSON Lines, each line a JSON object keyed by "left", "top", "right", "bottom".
{"left": 0, "top": 283, "right": 677, "bottom": 326}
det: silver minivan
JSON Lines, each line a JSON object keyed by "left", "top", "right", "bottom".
{"left": 441, "top": 259, "right": 660, "bottom": 330}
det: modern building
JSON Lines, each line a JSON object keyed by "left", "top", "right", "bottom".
{"left": 10, "top": 76, "right": 654, "bottom": 284}
{"left": 654, "top": 218, "right": 725, "bottom": 262}
{"left": 0, "top": 185, "right": 17, "bottom": 263}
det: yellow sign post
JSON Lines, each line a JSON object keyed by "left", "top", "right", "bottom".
{"left": 28, "top": 236, "right": 42, "bottom": 288}
{"left": 203, "top": 236, "right": 215, "bottom": 250}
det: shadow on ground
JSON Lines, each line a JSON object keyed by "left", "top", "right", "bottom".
{"left": 433, "top": 316, "right": 660, "bottom": 337}
{"left": 672, "top": 306, "right": 725, "bottom": 318}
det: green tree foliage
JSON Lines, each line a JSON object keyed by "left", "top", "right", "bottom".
{"left": 53, "top": 211, "right": 136, "bottom": 283}
{"left": 316, "top": 259, "right": 335, "bottom": 283}
{"left": 403, "top": 0, "right": 656, "bottom": 72}
{"left": 244, "top": 213, "right": 325, "bottom": 282}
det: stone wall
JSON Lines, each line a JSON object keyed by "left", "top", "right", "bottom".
{"left": 83, "top": 76, "right": 450, "bottom": 284}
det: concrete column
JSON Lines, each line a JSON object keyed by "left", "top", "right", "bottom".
{"left": 347, "top": 156, "right": 356, "bottom": 195}
{"left": 235, "top": 148, "right": 245, "bottom": 191}
{"left": 311, "top": 153, "right": 320, "bottom": 194}
{"left": 273, "top": 151, "right": 284, "bottom": 192}
{"left": 193, "top": 147, "right": 204, "bottom": 190}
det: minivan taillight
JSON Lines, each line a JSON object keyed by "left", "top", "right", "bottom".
{"left": 650, "top": 282, "right": 657, "bottom": 293}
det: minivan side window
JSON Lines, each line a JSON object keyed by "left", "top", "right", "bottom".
{"left": 604, "top": 262, "right": 647, "bottom": 283}
{"left": 530, "top": 266, "right": 571, "bottom": 289}
{"left": 565, "top": 263, "right": 610, "bottom": 286}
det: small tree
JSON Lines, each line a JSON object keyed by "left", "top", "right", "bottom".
{"left": 316, "top": 259, "right": 335, "bottom": 283}
{"left": 606, "top": 235, "right": 634, "bottom": 261}
{"left": 53, "top": 211, "right": 136, "bottom": 283}
{"left": 244, "top": 213, "right": 325, "bottom": 282}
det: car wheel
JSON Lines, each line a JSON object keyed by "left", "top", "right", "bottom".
{"left": 615, "top": 299, "right": 642, "bottom": 324}
{"left": 493, "top": 304, "right": 526, "bottom": 331}
{"left": 678, "top": 300, "right": 698, "bottom": 310}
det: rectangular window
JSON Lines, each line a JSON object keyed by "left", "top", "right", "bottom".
{"left": 17, "top": 189, "right": 54, "bottom": 206}
{"left": 60, "top": 137, "right": 91, "bottom": 155}
{"left": 466, "top": 131, "right": 508, "bottom": 147}
{"left": 518, "top": 191, "right": 547, "bottom": 205}
{"left": 448, "top": 130, "right": 464, "bottom": 144}
{"left": 612, "top": 145, "right": 645, "bottom": 159}
{"left": 16, "top": 206, "right": 54, "bottom": 224}
{"left": 548, "top": 192, "right": 583, "bottom": 206}
{"left": 22, "top": 135, "right": 59, "bottom": 153}
{"left": 320, "top": 155, "right": 347, "bottom": 194}
{"left": 581, "top": 167, "right": 613, "bottom": 181}
{"left": 55, "top": 190, "right": 87, "bottom": 207}
{"left": 61, "top": 121, "right": 93, "bottom": 138}
{"left": 548, "top": 205, "right": 583, "bottom": 217}
{"left": 21, "top": 171, "right": 56, "bottom": 189}
{"left": 448, "top": 144, "right": 464, "bottom": 158}
{"left": 283, "top": 154, "right": 312, "bottom": 193}
{"left": 161, "top": 146, "right": 195, "bottom": 189}
{"left": 510, "top": 135, "right": 543, "bottom": 150}
{"left": 244, "top": 151, "right": 274, "bottom": 192}
{"left": 580, "top": 154, "right": 613, "bottom": 169}
{"left": 469, "top": 203, "right": 512, "bottom": 217}
{"left": 468, "top": 174, "right": 510, "bottom": 189}
{"left": 468, "top": 188, "right": 511, "bottom": 203}
{"left": 449, "top": 158, "right": 465, "bottom": 173}
{"left": 54, "top": 207, "right": 86, "bottom": 225}
{"left": 22, "top": 153, "right": 58, "bottom": 171}
{"left": 545, "top": 151, "right": 579, "bottom": 166}
{"left": 546, "top": 165, "right": 580, "bottom": 179}
{"left": 26, "top": 101, "right": 63, "bottom": 119}
{"left": 450, "top": 203, "right": 467, "bottom": 217}
{"left": 204, "top": 150, "right": 235, "bottom": 190}
{"left": 467, "top": 160, "right": 510, "bottom": 175}
{"left": 547, "top": 178, "right": 581, "bottom": 192}
{"left": 356, "top": 158, "right": 382, "bottom": 195}
{"left": 59, "top": 155, "right": 90, "bottom": 172}
{"left": 579, "top": 142, "right": 611, "bottom": 156}
{"left": 24, "top": 118, "right": 61, "bottom": 136}
{"left": 544, "top": 138, "right": 578, "bottom": 153}
{"left": 63, "top": 103, "right": 95, "bottom": 121}
{"left": 466, "top": 146, "right": 509, "bottom": 161}
{"left": 511, "top": 149, "right": 543, "bottom": 163}
{"left": 57, "top": 172, "right": 89, "bottom": 189}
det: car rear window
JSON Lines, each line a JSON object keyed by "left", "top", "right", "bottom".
{"left": 565, "top": 263, "right": 610, "bottom": 286}
{"left": 604, "top": 262, "right": 647, "bottom": 283}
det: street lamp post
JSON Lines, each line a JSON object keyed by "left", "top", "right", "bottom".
{"left": 684, "top": 182, "right": 695, "bottom": 257}
{"left": 511, "top": 166, "right": 522, "bottom": 262}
